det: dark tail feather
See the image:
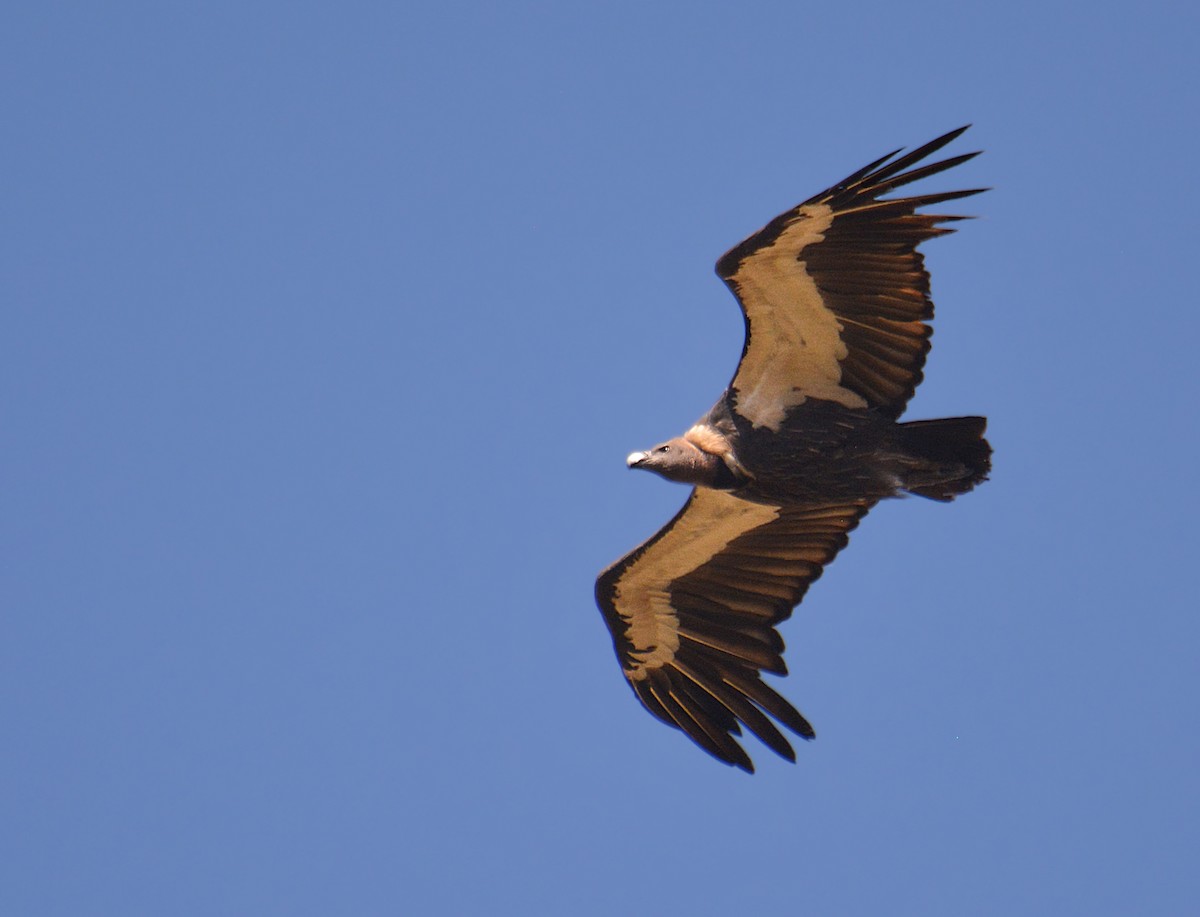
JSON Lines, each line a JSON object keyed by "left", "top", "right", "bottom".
{"left": 897, "top": 416, "right": 991, "bottom": 501}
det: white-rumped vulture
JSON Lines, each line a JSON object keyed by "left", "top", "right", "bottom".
{"left": 595, "top": 127, "right": 991, "bottom": 772}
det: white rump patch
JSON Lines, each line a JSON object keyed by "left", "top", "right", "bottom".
{"left": 728, "top": 203, "right": 867, "bottom": 429}
{"left": 615, "top": 490, "right": 780, "bottom": 678}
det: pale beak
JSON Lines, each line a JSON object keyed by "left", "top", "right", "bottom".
{"left": 626, "top": 451, "right": 649, "bottom": 468}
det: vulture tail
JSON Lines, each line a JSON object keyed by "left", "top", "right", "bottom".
{"left": 897, "top": 416, "right": 991, "bottom": 501}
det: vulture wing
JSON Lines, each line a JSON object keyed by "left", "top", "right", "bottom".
{"left": 715, "top": 126, "right": 985, "bottom": 429}
{"left": 595, "top": 488, "right": 873, "bottom": 772}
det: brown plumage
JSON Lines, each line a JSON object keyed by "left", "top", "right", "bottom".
{"left": 595, "top": 127, "right": 991, "bottom": 772}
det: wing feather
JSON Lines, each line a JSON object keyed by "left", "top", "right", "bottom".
{"left": 671, "top": 657, "right": 797, "bottom": 762}
{"left": 716, "top": 126, "right": 985, "bottom": 425}
{"left": 595, "top": 489, "right": 873, "bottom": 771}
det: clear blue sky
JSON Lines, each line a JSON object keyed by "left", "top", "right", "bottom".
{"left": 4, "top": 2, "right": 1197, "bottom": 915}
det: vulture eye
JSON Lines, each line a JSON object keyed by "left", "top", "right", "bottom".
{"left": 657, "top": 445, "right": 671, "bottom": 453}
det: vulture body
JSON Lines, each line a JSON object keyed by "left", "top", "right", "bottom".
{"left": 595, "top": 127, "right": 991, "bottom": 772}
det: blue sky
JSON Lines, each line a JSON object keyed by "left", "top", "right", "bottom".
{"left": 4, "top": 2, "right": 1197, "bottom": 914}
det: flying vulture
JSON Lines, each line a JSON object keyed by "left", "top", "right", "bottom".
{"left": 595, "top": 127, "right": 991, "bottom": 772}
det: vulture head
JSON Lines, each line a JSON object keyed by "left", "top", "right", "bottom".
{"left": 627, "top": 437, "right": 726, "bottom": 487}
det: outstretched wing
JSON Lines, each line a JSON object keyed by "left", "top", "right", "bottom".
{"left": 595, "top": 488, "right": 873, "bottom": 772}
{"left": 715, "top": 126, "right": 984, "bottom": 430}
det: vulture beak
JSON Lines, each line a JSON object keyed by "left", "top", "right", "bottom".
{"left": 626, "top": 451, "right": 649, "bottom": 468}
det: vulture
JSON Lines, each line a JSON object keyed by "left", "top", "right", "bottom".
{"left": 595, "top": 127, "right": 991, "bottom": 772}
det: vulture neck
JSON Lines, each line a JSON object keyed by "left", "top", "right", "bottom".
{"left": 682, "top": 425, "right": 746, "bottom": 490}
